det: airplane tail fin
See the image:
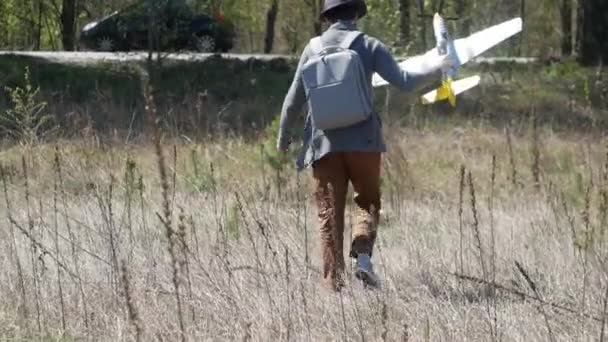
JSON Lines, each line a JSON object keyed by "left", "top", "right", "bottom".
{"left": 421, "top": 75, "right": 481, "bottom": 106}
{"left": 435, "top": 78, "right": 457, "bottom": 106}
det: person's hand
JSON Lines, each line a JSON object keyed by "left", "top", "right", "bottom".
{"left": 420, "top": 50, "right": 458, "bottom": 74}
{"left": 277, "top": 137, "right": 291, "bottom": 154}
{"left": 440, "top": 53, "right": 457, "bottom": 73}
{"left": 431, "top": 53, "right": 456, "bottom": 73}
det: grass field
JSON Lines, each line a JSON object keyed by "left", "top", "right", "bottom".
{"left": 1, "top": 57, "right": 607, "bottom": 340}
{"left": 1, "top": 115, "right": 607, "bottom": 341}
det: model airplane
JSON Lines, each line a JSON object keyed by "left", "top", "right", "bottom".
{"left": 431, "top": 12, "right": 460, "bottom": 106}
{"left": 372, "top": 14, "right": 523, "bottom": 106}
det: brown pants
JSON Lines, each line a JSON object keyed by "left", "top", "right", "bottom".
{"left": 312, "top": 152, "right": 381, "bottom": 291}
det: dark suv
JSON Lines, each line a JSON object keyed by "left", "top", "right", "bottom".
{"left": 79, "top": 0, "right": 235, "bottom": 52}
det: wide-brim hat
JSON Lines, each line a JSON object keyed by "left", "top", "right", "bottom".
{"left": 320, "top": 0, "right": 368, "bottom": 19}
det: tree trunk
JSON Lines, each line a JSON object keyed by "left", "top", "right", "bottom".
{"left": 575, "top": 0, "right": 583, "bottom": 56}
{"left": 36, "top": 0, "right": 43, "bottom": 50}
{"left": 437, "top": 0, "right": 446, "bottom": 14}
{"left": 398, "top": 0, "right": 410, "bottom": 46}
{"left": 264, "top": 0, "right": 279, "bottom": 53}
{"left": 0, "top": 1, "right": 6, "bottom": 47}
{"left": 454, "top": 0, "right": 470, "bottom": 37}
{"left": 517, "top": 0, "right": 526, "bottom": 56}
{"left": 416, "top": 0, "right": 427, "bottom": 50}
{"left": 60, "top": 0, "right": 77, "bottom": 51}
{"left": 560, "top": 0, "right": 572, "bottom": 56}
{"left": 313, "top": 0, "right": 323, "bottom": 36}
{"left": 577, "top": 0, "right": 608, "bottom": 65}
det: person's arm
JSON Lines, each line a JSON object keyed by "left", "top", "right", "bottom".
{"left": 277, "top": 45, "right": 310, "bottom": 152}
{"left": 372, "top": 39, "right": 450, "bottom": 91}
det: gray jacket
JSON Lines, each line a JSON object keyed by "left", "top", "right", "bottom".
{"left": 278, "top": 20, "right": 432, "bottom": 171}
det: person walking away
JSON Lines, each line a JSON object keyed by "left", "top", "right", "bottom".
{"left": 277, "top": 0, "right": 455, "bottom": 291}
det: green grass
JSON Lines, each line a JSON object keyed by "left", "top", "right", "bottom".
{"left": 0, "top": 55, "right": 141, "bottom": 105}
{"left": 2, "top": 55, "right": 607, "bottom": 141}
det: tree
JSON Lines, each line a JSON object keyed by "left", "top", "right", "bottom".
{"left": 304, "top": 0, "right": 323, "bottom": 36}
{"left": 416, "top": 0, "right": 427, "bottom": 49}
{"left": 0, "top": 1, "right": 6, "bottom": 47}
{"left": 60, "top": 0, "right": 77, "bottom": 50}
{"left": 398, "top": 0, "right": 410, "bottom": 46}
{"left": 263, "top": 0, "right": 279, "bottom": 53}
{"left": 577, "top": 0, "right": 608, "bottom": 65}
{"left": 454, "top": 0, "right": 470, "bottom": 37}
{"left": 35, "top": 0, "right": 43, "bottom": 50}
{"left": 281, "top": 0, "right": 310, "bottom": 53}
{"left": 560, "top": 0, "right": 572, "bottom": 56}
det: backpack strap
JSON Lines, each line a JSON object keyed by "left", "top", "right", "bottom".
{"left": 309, "top": 36, "right": 324, "bottom": 55}
{"left": 339, "top": 31, "right": 364, "bottom": 50}
{"left": 309, "top": 31, "right": 363, "bottom": 54}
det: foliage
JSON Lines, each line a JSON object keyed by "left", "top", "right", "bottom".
{"left": 544, "top": 58, "right": 585, "bottom": 80}
{"left": 360, "top": 0, "right": 401, "bottom": 48}
{"left": 225, "top": 201, "right": 241, "bottom": 241}
{"left": 259, "top": 114, "right": 296, "bottom": 172}
{"left": 185, "top": 147, "right": 217, "bottom": 193}
{"left": 0, "top": 0, "right": 599, "bottom": 60}
{"left": 1, "top": 67, "right": 55, "bottom": 145}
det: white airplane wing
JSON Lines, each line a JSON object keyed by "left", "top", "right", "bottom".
{"left": 372, "top": 17, "right": 523, "bottom": 88}
{"left": 371, "top": 51, "right": 437, "bottom": 87}
{"left": 420, "top": 75, "right": 481, "bottom": 104}
{"left": 453, "top": 17, "right": 522, "bottom": 65}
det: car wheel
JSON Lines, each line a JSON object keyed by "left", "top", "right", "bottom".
{"left": 97, "top": 36, "right": 116, "bottom": 52}
{"left": 194, "top": 34, "right": 216, "bottom": 53}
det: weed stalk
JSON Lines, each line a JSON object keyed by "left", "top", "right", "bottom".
{"left": 22, "top": 156, "right": 43, "bottom": 335}
{"left": 54, "top": 147, "right": 89, "bottom": 330}
{"left": 1, "top": 164, "right": 29, "bottom": 326}
{"left": 121, "top": 261, "right": 143, "bottom": 342}
{"left": 52, "top": 152, "right": 67, "bottom": 335}
{"left": 144, "top": 76, "right": 187, "bottom": 342}
{"left": 506, "top": 125, "right": 518, "bottom": 189}
{"left": 531, "top": 113, "right": 541, "bottom": 191}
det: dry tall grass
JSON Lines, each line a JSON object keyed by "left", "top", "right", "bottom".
{"left": 0, "top": 122, "right": 607, "bottom": 341}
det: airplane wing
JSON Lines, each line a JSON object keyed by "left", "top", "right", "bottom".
{"left": 371, "top": 51, "right": 438, "bottom": 87}
{"left": 452, "top": 17, "right": 522, "bottom": 65}
{"left": 372, "top": 17, "right": 522, "bottom": 88}
{"left": 420, "top": 75, "right": 481, "bottom": 104}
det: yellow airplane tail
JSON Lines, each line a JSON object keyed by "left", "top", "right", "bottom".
{"left": 435, "top": 78, "right": 457, "bottom": 107}
{"left": 421, "top": 75, "right": 480, "bottom": 106}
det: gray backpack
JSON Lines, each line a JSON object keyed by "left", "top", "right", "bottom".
{"left": 301, "top": 31, "right": 372, "bottom": 131}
